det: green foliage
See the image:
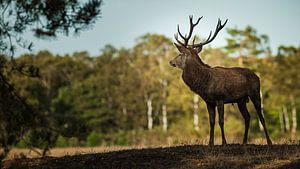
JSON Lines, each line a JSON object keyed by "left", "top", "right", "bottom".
{"left": 225, "top": 26, "right": 270, "bottom": 57}
{"left": 114, "top": 130, "right": 129, "bottom": 146}
{"left": 16, "top": 140, "right": 27, "bottom": 148}
{"left": 0, "top": 58, "right": 39, "bottom": 156}
{"left": 1, "top": 32, "right": 300, "bottom": 156}
{"left": 86, "top": 131, "right": 103, "bottom": 147}
{"left": 55, "top": 136, "right": 68, "bottom": 148}
{"left": 68, "top": 137, "right": 79, "bottom": 147}
{"left": 55, "top": 136, "right": 79, "bottom": 147}
{"left": 0, "top": 0, "right": 103, "bottom": 158}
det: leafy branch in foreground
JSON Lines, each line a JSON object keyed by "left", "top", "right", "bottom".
{"left": 0, "top": 0, "right": 103, "bottom": 158}
{"left": 0, "top": 0, "right": 103, "bottom": 57}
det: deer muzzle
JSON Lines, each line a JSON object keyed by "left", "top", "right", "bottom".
{"left": 169, "top": 60, "right": 176, "bottom": 67}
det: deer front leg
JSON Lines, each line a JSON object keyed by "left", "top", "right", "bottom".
{"left": 217, "top": 101, "right": 227, "bottom": 145}
{"left": 206, "top": 102, "right": 216, "bottom": 146}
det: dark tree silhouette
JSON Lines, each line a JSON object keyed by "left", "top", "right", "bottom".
{"left": 0, "top": 0, "right": 103, "bottom": 158}
{"left": 0, "top": 0, "right": 103, "bottom": 57}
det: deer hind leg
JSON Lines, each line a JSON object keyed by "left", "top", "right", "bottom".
{"left": 237, "top": 99, "right": 250, "bottom": 145}
{"left": 250, "top": 94, "right": 272, "bottom": 145}
{"left": 217, "top": 101, "right": 227, "bottom": 145}
{"left": 206, "top": 102, "right": 216, "bottom": 146}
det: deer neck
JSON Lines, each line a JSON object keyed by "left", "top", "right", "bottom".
{"left": 182, "top": 55, "right": 211, "bottom": 93}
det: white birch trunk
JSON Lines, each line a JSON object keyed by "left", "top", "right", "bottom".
{"left": 122, "top": 107, "right": 127, "bottom": 116}
{"left": 291, "top": 97, "right": 297, "bottom": 134}
{"left": 279, "top": 110, "right": 285, "bottom": 134}
{"left": 283, "top": 105, "right": 290, "bottom": 131}
{"left": 259, "top": 88, "right": 264, "bottom": 131}
{"left": 292, "top": 106, "right": 297, "bottom": 134}
{"left": 193, "top": 94, "right": 199, "bottom": 131}
{"left": 162, "top": 104, "right": 167, "bottom": 132}
{"left": 147, "top": 98, "right": 153, "bottom": 130}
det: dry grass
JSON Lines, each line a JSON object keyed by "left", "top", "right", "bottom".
{"left": 4, "top": 138, "right": 296, "bottom": 160}
{"left": 3, "top": 139, "right": 300, "bottom": 169}
{"left": 5, "top": 146, "right": 139, "bottom": 160}
{"left": 3, "top": 144, "right": 300, "bottom": 169}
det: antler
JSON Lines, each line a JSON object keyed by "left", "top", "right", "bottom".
{"left": 191, "top": 18, "right": 228, "bottom": 48}
{"left": 174, "top": 15, "right": 203, "bottom": 47}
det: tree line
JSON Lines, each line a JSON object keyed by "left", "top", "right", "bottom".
{"left": 1, "top": 27, "right": 300, "bottom": 156}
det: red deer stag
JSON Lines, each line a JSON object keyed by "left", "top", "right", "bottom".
{"left": 170, "top": 16, "right": 272, "bottom": 145}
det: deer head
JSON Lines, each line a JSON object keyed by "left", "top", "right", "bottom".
{"left": 170, "top": 15, "right": 228, "bottom": 69}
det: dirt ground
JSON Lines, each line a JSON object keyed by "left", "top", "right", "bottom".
{"left": 2, "top": 144, "right": 300, "bottom": 169}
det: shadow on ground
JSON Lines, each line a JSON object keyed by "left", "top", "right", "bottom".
{"left": 2, "top": 144, "right": 300, "bottom": 169}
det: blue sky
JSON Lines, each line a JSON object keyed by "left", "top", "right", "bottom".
{"left": 19, "top": 0, "right": 300, "bottom": 56}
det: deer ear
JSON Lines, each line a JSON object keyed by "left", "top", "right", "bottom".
{"left": 196, "top": 46, "right": 203, "bottom": 53}
{"left": 174, "top": 43, "right": 190, "bottom": 54}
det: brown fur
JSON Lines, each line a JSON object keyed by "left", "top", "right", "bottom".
{"left": 170, "top": 16, "right": 272, "bottom": 145}
{"left": 170, "top": 34, "right": 272, "bottom": 146}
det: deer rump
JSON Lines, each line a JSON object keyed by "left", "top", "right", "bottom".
{"left": 183, "top": 66, "right": 260, "bottom": 104}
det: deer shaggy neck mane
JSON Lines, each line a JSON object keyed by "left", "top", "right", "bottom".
{"left": 182, "top": 54, "right": 211, "bottom": 96}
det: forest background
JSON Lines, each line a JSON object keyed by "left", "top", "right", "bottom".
{"left": 0, "top": 0, "right": 300, "bottom": 157}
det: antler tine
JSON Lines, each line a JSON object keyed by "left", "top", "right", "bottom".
{"left": 205, "top": 31, "right": 212, "bottom": 43}
{"left": 175, "top": 15, "right": 203, "bottom": 47}
{"left": 193, "top": 16, "right": 202, "bottom": 26}
{"left": 192, "top": 18, "right": 228, "bottom": 47}
{"left": 221, "top": 18, "right": 228, "bottom": 28}
{"left": 185, "top": 15, "right": 203, "bottom": 45}
{"left": 177, "top": 24, "right": 186, "bottom": 40}
{"left": 192, "top": 36, "right": 196, "bottom": 46}
{"left": 174, "top": 33, "right": 185, "bottom": 46}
